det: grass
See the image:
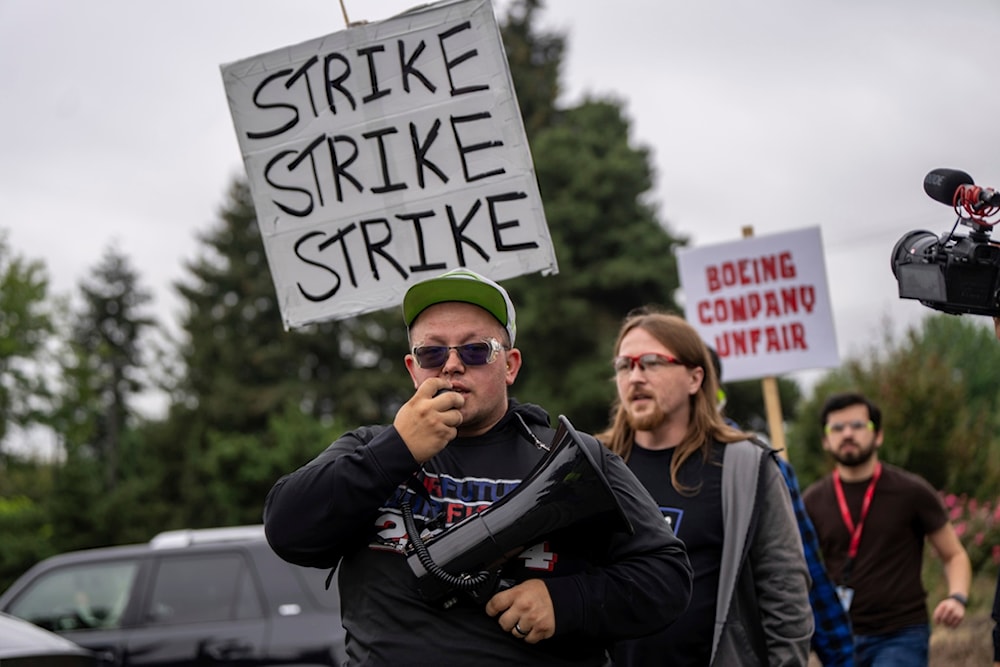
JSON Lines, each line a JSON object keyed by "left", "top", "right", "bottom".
{"left": 929, "top": 610, "right": 993, "bottom": 665}
{"left": 926, "top": 552, "right": 996, "bottom": 665}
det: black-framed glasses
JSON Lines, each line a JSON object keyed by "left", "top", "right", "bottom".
{"left": 613, "top": 353, "right": 685, "bottom": 374}
{"left": 412, "top": 338, "right": 506, "bottom": 369}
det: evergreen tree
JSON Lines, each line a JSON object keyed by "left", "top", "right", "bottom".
{"left": 500, "top": 0, "right": 562, "bottom": 140}
{"left": 199, "top": 400, "right": 353, "bottom": 526}
{"left": 0, "top": 493, "right": 55, "bottom": 592}
{"left": 0, "top": 230, "right": 59, "bottom": 584}
{"left": 71, "top": 245, "right": 154, "bottom": 489}
{"left": 0, "top": 229, "right": 55, "bottom": 458}
{"left": 46, "top": 245, "right": 155, "bottom": 550}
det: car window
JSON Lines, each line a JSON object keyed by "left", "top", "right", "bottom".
{"left": 143, "top": 552, "right": 261, "bottom": 626}
{"left": 7, "top": 561, "right": 139, "bottom": 632}
{"left": 294, "top": 565, "right": 341, "bottom": 612}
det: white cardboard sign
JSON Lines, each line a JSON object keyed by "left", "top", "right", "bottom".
{"left": 676, "top": 227, "right": 840, "bottom": 381}
{"left": 221, "top": 0, "right": 557, "bottom": 329}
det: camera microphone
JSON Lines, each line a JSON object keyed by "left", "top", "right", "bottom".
{"left": 923, "top": 168, "right": 974, "bottom": 205}
{"left": 924, "top": 168, "right": 1000, "bottom": 208}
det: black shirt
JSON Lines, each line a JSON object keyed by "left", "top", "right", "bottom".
{"left": 614, "top": 443, "right": 725, "bottom": 667}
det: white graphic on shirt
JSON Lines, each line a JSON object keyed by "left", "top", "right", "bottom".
{"left": 371, "top": 472, "right": 521, "bottom": 553}
{"left": 661, "top": 507, "right": 684, "bottom": 535}
{"left": 520, "top": 542, "right": 557, "bottom": 571}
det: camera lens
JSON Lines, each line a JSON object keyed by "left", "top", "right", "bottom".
{"left": 890, "top": 230, "right": 939, "bottom": 278}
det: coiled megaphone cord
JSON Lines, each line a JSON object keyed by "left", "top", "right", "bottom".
{"left": 401, "top": 498, "right": 490, "bottom": 590}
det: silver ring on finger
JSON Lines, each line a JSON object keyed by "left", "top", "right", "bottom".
{"left": 514, "top": 622, "right": 529, "bottom": 637}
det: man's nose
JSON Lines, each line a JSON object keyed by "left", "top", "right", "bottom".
{"left": 441, "top": 347, "right": 465, "bottom": 371}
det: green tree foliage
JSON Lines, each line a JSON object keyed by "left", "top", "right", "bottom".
{"left": 0, "top": 230, "right": 55, "bottom": 453}
{"left": 788, "top": 314, "right": 1000, "bottom": 497}
{"left": 45, "top": 246, "right": 156, "bottom": 551}
{"left": 68, "top": 245, "right": 153, "bottom": 488}
{"left": 199, "top": 401, "right": 348, "bottom": 527}
{"left": 500, "top": 0, "right": 562, "bottom": 140}
{"left": 0, "top": 231, "right": 60, "bottom": 585}
{"left": 116, "top": 414, "right": 209, "bottom": 535}
{"left": 0, "top": 494, "right": 55, "bottom": 592}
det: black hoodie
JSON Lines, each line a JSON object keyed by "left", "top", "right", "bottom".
{"left": 264, "top": 401, "right": 692, "bottom": 667}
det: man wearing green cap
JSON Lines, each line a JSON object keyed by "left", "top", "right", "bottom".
{"left": 263, "top": 268, "right": 692, "bottom": 667}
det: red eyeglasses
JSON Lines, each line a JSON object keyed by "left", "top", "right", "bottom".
{"left": 612, "top": 353, "right": 685, "bottom": 374}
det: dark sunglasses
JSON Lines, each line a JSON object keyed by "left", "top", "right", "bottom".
{"left": 412, "top": 338, "right": 506, "bottom": 369}
{"left": 613, "top": 352, "right": 685, "bottom": 374}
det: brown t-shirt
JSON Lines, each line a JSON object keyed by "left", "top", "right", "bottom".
{"left": 803, "top": 463, "right": 948, "bottom": 635}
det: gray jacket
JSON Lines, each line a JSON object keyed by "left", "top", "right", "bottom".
{"left": 711, "top": 440, "right": 814, "bottom": 666}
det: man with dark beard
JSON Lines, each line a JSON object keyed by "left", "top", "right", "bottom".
{"left": 803, "top": 392, "right": 971, "bottom": 667}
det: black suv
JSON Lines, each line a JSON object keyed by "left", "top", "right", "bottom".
{"left": 0, "top": 526, "right": 346, "bottom": 667}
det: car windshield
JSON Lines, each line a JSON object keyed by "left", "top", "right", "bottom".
{"left": 8, "top": 561, "right": 139, "bottom": 632}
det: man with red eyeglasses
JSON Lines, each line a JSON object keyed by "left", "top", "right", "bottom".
{"left": 596, "top": 308, "right": 813, "bottom": 666}
{"left": 803, "top": 392, "right": 971, "bottom": 667}
{"left": 263, "top": 268, "right": 692, "bottom": 667}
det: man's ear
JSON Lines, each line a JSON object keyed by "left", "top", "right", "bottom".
{"left": 504, "top": 348, "right": 522, "bottom": 385}
{"left": 404, "top": 354, "right": 420, "bottom": 388}
{"left": 687, "top": 365, "right": 704, "bottom": 395}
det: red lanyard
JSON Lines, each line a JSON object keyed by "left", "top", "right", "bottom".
{"left": 832, "top": 462, "right": 882, "bottom": 566}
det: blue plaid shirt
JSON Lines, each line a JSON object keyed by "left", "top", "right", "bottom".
{"left": 777, "top": 457, "right": 855, "bottom": 666}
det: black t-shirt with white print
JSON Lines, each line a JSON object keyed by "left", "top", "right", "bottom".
{"left": 615, "top": 442, "right": 725, "bottom": 667}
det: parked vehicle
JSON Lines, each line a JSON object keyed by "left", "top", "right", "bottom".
{"left": 0, "top": 610, "right": 97, "bottom": 666}
{"left": 0, "top": 526, "right": 346, "bottom": 667}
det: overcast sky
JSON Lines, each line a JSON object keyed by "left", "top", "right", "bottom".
{"left": 4, "top": 0, "right": 1000, "bottom": 402}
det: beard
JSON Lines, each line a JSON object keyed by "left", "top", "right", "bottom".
{"left": 626, "top": 403, "right": 666, "bottom": 432}
{"left": 831, "top": 439, "right": 877, "bottom": 467}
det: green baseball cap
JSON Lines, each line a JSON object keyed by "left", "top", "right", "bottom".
{"left": 402, "top": 268, "right": 517, "bottom": 345}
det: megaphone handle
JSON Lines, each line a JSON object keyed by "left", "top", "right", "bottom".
{"left": 402, "top": 498, "right": 491, "bottom": 591}
{"left": 463, "top": 572, "right": 513, "bottom": 605}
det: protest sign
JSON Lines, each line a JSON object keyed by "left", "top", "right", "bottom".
{"left": 221, "top": 0, "right": 557, "bottom": 329}
{"left": 677, "top": 227, "right": 839, "bottom": 381}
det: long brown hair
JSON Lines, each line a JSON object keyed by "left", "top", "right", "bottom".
{"left": 596, "top": 309, "right": 748, "bottom": 492}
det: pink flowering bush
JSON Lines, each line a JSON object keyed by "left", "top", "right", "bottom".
{"left": 939, "top": 491, "right": 1000, "bottom": 575}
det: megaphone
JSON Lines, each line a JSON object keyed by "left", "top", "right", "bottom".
{"left": 404, "top": 415, "right": 633, "bottom": 604}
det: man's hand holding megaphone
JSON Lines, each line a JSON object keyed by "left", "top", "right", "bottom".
{"left": 393, "top": 379, "right": 464, "bottom": 464}
{"left": 486, "top": 578, "right": 557, "bottom": 643}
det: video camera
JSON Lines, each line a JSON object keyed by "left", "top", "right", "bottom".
{"left": 891, "top": 168, "right": 1000, "bottom": 317}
